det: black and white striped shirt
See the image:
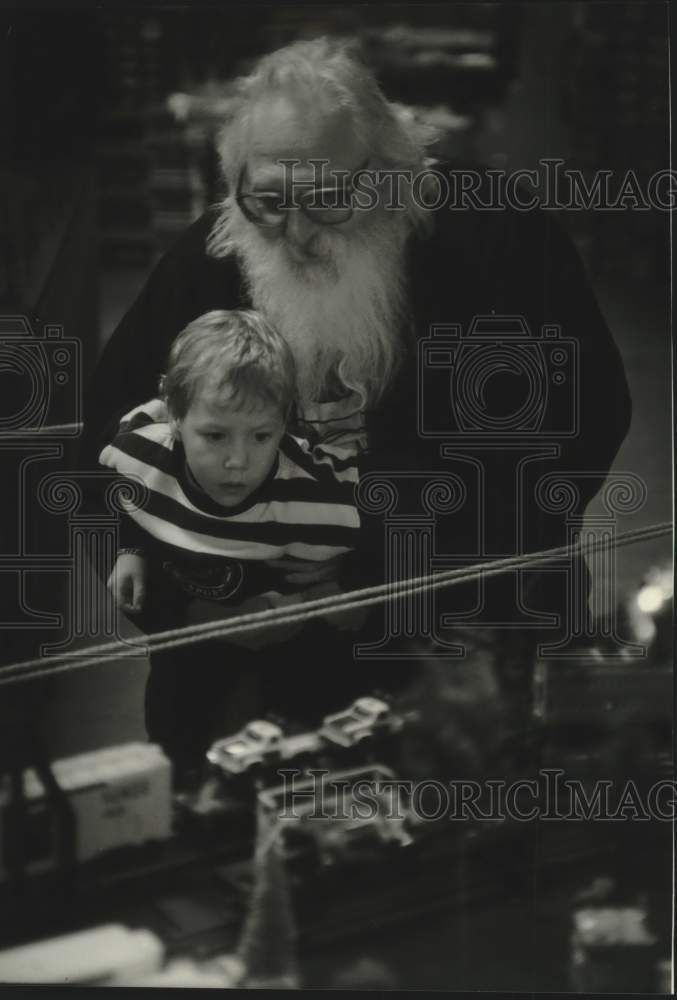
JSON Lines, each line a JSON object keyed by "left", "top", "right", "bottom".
{"left": 99, "top": 400, "right": 361, "bottom": 565}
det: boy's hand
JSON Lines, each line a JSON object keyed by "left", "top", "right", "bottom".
{"left": 107, "top": 553, "right": 147, "bottom": 614}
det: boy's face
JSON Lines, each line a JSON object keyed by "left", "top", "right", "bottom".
{"left": 175, "top": 391, "right": 286, "bottom": 507}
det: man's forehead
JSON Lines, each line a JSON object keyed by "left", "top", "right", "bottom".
{"left": 244, "top": 95, "right": 367, "bottom": 185}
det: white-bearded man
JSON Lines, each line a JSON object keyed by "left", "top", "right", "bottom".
{"left": 82, "top": 38, "right": 630, "bottom": 762}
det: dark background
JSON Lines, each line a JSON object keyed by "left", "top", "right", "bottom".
{"left": 1, "top": 4, "right": 670, "bottom": 333}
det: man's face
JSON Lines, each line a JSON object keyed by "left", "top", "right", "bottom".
{"left": 221, "top": 93, "right": 409, "bottom": 404}
{"left": 240, "top": 97, "right": 373, "bottom": 278}
{"left": 175, "top": 391, "right": 285, "bottom": 507}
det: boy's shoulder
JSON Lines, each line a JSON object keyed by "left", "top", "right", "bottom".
{"left": 276, "top": 433, "right": 359, "bottom": 485}
{"left": 99, "top": 399, "right": 174, "bottom": 469}
{"left": 275, "top": 433, "right": 317, "bottom": 481}
{"left": 119, "top": 398, "right": 169, "bottom": 431}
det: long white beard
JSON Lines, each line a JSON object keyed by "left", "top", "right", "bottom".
{"left": 209, "top": 204, "right": 409, "bottom": 405}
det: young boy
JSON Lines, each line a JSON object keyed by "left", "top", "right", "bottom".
{"left": 99, "top": 309, "right": 363, "bottom": 773}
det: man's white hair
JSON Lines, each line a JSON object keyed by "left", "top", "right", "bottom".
{"left": 207, "top": 35, "right": 438, "bottom": 250}
{"left": 205, "top": 37, "right": 435, "bottom": 407}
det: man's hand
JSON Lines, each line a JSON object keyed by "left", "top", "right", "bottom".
{"left": 107, "top": 553, "right": 147, "bottom": 614}
{"left": 264, "top": 553, "right": 347, "bottom": 586}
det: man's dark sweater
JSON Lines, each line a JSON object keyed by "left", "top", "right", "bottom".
{"left": 82, "top": 172, "right": 631, "bottom": 634}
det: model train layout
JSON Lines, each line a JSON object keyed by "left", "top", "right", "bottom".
{"left": 0, "top": 579, "right": 671, "bottom": 988}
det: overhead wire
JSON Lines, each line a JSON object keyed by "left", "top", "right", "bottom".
{"left": 0, "top": 520, "right": 670, "bottom": 687}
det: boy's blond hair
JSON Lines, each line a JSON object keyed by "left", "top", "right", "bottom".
{"left": 161, "top": 309, "right": 297, "bottom": 419}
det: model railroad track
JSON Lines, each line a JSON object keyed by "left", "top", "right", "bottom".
{"left": 293, "top": 820, "right": 623, "bottom": 950}
{"left": 0, "top": 801, "right": 667, "bottom": 958}
{"left": 0, "top": 821, "right": 255, "bottom": 951}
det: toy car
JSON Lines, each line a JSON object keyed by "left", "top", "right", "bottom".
{"left": 320, "top": 696, "right": 400, "bottom": 748}
{"left": 206, "top": 720, "right": 284, "bottom": 775}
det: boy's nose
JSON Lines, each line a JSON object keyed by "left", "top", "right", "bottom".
{"left": 223, "top": 444, "right": 247, "bottom": 469}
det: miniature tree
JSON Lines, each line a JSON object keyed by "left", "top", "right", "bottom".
{"left": 237, "top": 797, "right": 300, "bottom": 989}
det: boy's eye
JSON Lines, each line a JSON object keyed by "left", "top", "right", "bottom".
{"left": 255, "top": 432, "right": 272, "bottom": 444}
{"left": 203, "top": 432, "right": 225, "bottom": 443}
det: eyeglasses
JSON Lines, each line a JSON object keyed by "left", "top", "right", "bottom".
{"left": 236, "top": 161, "right": 368, "bottom": 228}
